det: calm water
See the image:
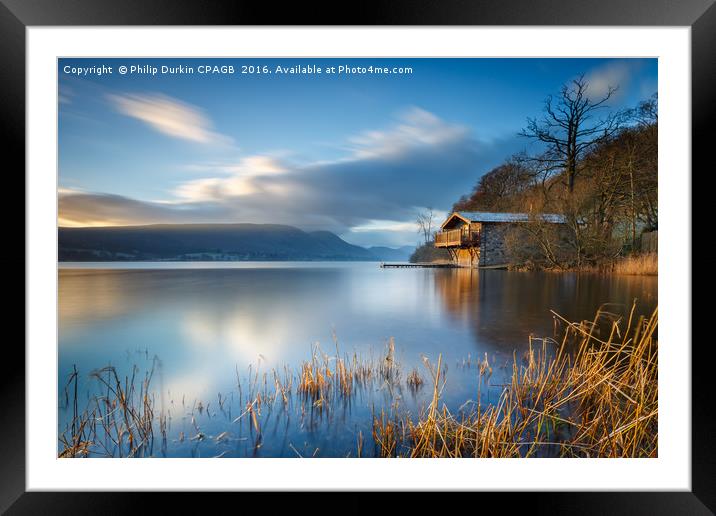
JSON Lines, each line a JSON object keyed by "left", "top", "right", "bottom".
{"left": 58, "top": 262, "right": 657, "bottom": 457}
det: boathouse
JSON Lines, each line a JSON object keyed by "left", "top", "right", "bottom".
{"left": 434, "top": 211, "right": 567, "bottom": 267}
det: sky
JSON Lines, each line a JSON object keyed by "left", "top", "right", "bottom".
{"left": 58, "top": 58, "right": 657, "bottom": 247}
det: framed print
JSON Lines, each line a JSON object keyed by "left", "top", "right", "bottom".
{"left": 3, "top": 0, "right": 709, "bottom": 512}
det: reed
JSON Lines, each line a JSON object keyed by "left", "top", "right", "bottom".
{"left": 612, "top": 252, "right": 658, "bottom": 275}
{"left": 521, "top": 252, "right": 658, "bottom": 275}
{"left": 59, "top": 359, "right": 161, "bottom": 457}
{"left": 373, "top": 303, "right": 658, "bottom": 458}
{"left": 59, "top": 304, "right": 657, "bottom": 458}
{"left": 406, "top": 368, "right": 424, "bottom": 391}
{"left": 379, "top": 337, "right": 400, "bottom": 384}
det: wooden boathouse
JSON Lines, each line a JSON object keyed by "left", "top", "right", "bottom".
{"left": 434, "top": 211, "right": 566, "bottom": 268}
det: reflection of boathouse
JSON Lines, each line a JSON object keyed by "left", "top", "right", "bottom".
{"left": 434, "top": 211, "right": 566, "bottom": 268}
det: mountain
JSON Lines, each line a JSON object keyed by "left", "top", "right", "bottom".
{"left": 368, "top": 246, "right": 415, "bottom": 262}
{"left": 58, "top": 224, "right": 391, "bottom": 262}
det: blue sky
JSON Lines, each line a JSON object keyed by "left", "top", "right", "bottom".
{"left": 58, "top": 58, "right": 657, "bottom": 246}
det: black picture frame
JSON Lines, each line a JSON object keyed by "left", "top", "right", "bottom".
{"left": 1, "top": 0, "right": 706, "bottom": 512}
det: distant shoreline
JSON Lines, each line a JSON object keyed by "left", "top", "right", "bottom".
{"left": 57, "top": 260, "right": 392, "bottom": 270}
{"left": 58, "top": 224, "right": 415, "bottom": 263}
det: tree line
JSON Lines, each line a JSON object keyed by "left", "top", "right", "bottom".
{"left": 453, "top": 75, "right": 657, "bottom": 269}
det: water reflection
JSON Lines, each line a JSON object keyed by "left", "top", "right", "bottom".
{"left": 60, "top": 265, "right": 657, "bottom": 394}
{"left": 433, "top": 268, "right": 656, "bottom": 356}
{"left": 58, "top": 263, "right": 656, "bottom": 457}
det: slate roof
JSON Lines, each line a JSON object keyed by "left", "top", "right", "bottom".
{"left": 446, "top": 211, "right": 567, "bottom": 225}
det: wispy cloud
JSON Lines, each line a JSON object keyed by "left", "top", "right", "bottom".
{"left": 583, "top": 61, "right": 642, "bottom": 102}
{"left": 58, "top": 189, "right": 203, "bottom": 227}
{"left": 59, "top": 108, "right": 524, "bottom": 245}
{"left": 107, "top": 93, "right": 232, "bottom": 145}
{"left": 59, "top": 84, "right": 73, "bottom": 105}
{"left": 347, "top": 107, "right": 469, "bottom": 159}
{"left": 173, "top": 156, "right": 288, "bottom": 202}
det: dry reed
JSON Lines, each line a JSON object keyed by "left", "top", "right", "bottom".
{"left": 372, "top": 303, "right": 658, "bottom": 458}
{"left": 612, "top": 253, "right": 657, "bottom": 276}
{"left": 59, "top": 304, "right": 657, "bottom": 459}
{"left": 406, "top": 369, "right": 424, "bottom": 391}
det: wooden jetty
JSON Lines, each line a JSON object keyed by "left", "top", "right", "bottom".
{"left": 380, "top": 262, "right": 508, "bottom": 270}
{"left": 380, "top": 262, "right": 458, "bottom": 269}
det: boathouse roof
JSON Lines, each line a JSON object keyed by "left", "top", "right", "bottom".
{"left": 442, "top": 211, "right": 566, "bottom": 229}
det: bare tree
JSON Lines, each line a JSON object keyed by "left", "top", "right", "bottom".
{"left": 520, "top": 75, "right": 622, "bottom": 193}
{"left": 416, "top": 208, "right": 435, "bottom": 245}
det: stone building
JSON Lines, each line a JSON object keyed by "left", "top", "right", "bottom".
{"left": 434, "top": 211, "right": 567, "bottom": 267}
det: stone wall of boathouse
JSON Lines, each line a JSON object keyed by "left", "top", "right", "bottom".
{"left": 478, "top": 223, "right": 510, "bottom": 267}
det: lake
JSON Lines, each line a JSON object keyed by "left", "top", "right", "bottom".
{"left": 58, "top": 262, "right": 657, "bottom": 457}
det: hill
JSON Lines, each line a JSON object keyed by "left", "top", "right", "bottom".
{"left": 59, "top": 224, "right": 387, "bottom": 262}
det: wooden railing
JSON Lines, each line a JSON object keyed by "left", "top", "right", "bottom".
{"left": 434, "top": 228, "right": 480, "bottom": 248}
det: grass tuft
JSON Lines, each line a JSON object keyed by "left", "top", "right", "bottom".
{"left": 612, "top": 253, "right": 657, "bottom": 275}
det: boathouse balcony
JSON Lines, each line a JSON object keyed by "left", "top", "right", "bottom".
{"left": 434, "top": 228, "right": 481, "bottom": 248}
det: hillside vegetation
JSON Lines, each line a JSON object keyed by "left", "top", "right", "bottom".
{"left": 58, "top": 224, "right": 412, "bottom": 262}
{"left": 409, "top": 242, "right": 451, "bottom": 263}
{"left": 453, "top": 80, "right": 657, "bottom": 270}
